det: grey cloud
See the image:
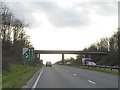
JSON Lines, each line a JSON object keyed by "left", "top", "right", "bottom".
{"left": 94, "top": 2, "right": 117, "bottom": 16}
{"left": 6, "top": 1, "right": 117, "bottom": 28}
{"left": 34, "top": 2, "right": 91, "bottom": 28}
{"left": 34, "top": 1, "right": 117, "bottom": 28}
{"left": 75, "top": 2, "right": 117, "bottom": 16}
{"left": 6, "top": 2, "right": 41, "bottom": 28}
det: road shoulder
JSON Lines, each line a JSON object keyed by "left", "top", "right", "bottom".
{"left": 22, "top": 67, "right": 43, "bottom": 88}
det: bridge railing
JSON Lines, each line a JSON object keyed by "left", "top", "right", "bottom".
{"left": 80, "top": 65, "right": 120, "bottom": 71}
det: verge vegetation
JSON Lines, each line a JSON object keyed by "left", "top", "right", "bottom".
{"left": 2, "top": 64, "right": 43, "bottom": 88}
{"left": 0, "top": 73, "right": 2, "bottom": 90}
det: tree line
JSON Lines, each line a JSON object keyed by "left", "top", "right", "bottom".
{"left": 77, "top": 30, "right": 119, "bottom": 66}
{"left": 82, "top": 31, "right": 118, "bottom": 66}
{"left": 0, "top": 1, "right": 32, "bottom": 71}
{"left": 56, "top": 30, "right": 119, "bottom": 66}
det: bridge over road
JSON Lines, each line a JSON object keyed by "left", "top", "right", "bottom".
{"left": 35, "top": 50, "right": 108, "bottom": 64}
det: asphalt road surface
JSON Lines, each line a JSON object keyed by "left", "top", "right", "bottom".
{"left": 33, "top": 65, "right": 118, "bottom": 88}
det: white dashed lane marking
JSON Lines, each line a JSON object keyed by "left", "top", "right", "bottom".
{"left": 73, "top": 74, "right": 77, "bottom": 76}
{"left": 88, "top": 80, "right": 96, "bottom": 85}
{"left": 66, "top": 70, "right": 69, "bottom": 72}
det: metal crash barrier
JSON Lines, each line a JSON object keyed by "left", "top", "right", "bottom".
{"left": 80, "top": 65, "right": 120, "bottom": 71}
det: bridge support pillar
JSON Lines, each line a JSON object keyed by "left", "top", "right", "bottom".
{"left": 36, "top": 54, "right": 40, "bottom": 60}
{"left": 62, "top": 54, "right": 64, "bottom": 64}
{"left": 88, "top": 54, "right": 91, "bottom": 58}
{"left": 39, "top": 54, "right": 40, "bottom": 60}
{"left": 85, "top": 54, "right": 91, "bottom": 58}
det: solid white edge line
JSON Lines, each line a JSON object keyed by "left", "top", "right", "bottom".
{"left": 32, "top": 67, "right": 44, "bottom": 88}
{"left": 88, "top": 80, "right": 96, "bottom": 84}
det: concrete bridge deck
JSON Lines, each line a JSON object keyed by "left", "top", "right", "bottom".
{"left": 35, "top": 50, "right": 108, "bottom": 55}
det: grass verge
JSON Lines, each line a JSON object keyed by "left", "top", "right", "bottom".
{"left": 65, "top": 64, "right": 118, "bottom": 75}
{"left": 0, "top": 73, "right": 2, "bottom": 90}
{"left": 2, "top": 64, "right": 43, "bottom": 88}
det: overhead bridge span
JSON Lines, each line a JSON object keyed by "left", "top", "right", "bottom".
{"left": 35, "top": 50, "right": 108, "bottom": 64}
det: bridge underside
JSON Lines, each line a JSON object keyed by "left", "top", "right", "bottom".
{"left": 35, "top": 50, "right": 108, "bottom": 64}
{"left": 35, "top": 50, "right": 107, "bottom": 55}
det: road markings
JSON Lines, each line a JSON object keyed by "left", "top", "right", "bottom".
{"left": 66, "top": 70, "right": 69, "bottom": 72}
{"left": 73, "top": 74, "right": 77, "bottom": 76}
{"left": 32, "top": 67, "right": 44, "bottom": 88}
{"left": 88, "top": 80, "right": 96, "bottom": 85}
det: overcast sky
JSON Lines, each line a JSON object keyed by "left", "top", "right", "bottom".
{"left": 4, "top": 0, "right": 118, "bottom": 63}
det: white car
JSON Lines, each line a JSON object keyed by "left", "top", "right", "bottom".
{"left": 67, "top": 62, "right": 71, "bottom": 65}
{"left": 87, "top": 62, "right": 96, "bottom": 66}
{"left": 46, "top": 61, "right": 52, "bottom": 67}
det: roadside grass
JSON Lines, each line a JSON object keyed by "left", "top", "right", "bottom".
{"left": 65, "top": 64, "right": 118, "bottom": 75}
{"left": 2, "top": 64, "right": 43, "bottom": 88}
{"left": 0, "top": 73, "right": 2, "bottom": 90}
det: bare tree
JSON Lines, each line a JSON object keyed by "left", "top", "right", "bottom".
{"left": 0, "top": 1, "right": 33, "bottom": 71}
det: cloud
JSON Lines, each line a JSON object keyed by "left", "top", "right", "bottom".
{"left": 93, "top": 2, "right": 117, "bottom": 16}
{"left": 6, "top": 2, "right": 41, "bottom": 27}
{"left": 6, "top": 1, "right": 117, "bottom": 28}
{"left": 32, "top": 1, "right": 117, "bottom": 28}
{"left": 35, "top": 2, "right": 91, "bottom": 28}
{"left": 75, "top": 2, "right": 117, "bottom": 16}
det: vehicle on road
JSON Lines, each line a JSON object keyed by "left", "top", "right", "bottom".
{"left": 82, "top": 58, "right": 92, "bottom": 65}
{"left": 46, "top": 61, "right": 52, "bottom": 67}
{"left": 87, "top": 61, "right": 96, "bottom": 66}
{"left": 67, "top": 62, "right": 71, "bottom": 65}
